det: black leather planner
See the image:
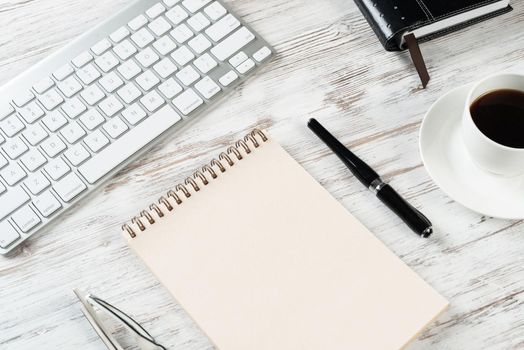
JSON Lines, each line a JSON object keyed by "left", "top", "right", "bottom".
{"left": 354, "top": 0, "right": 512, "bottom": 51}
{"left": 354, "top": 0, "right": 512, "bottom": 87}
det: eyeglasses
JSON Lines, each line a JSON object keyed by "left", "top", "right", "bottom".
{"left": 74, "top": 289, "right": 166, "bottom": 350}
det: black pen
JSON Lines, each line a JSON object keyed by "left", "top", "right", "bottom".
{"left": 307, "top": 118, "right": 433, "bottom": 238}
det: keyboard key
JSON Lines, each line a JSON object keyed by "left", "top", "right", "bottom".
{"left": 61, "top": 97, "right": 87, "bottom": 119}
{"left": 136, "top": 70, "right": 160, "bottom": 91}
{"left": 164, "top": 0, "right": 180, "bottom": 6}
{"left": 118, "top": 60, "right": 142, "bottom": 80}
{"left": 38, "top": 88, "right": 64, "bottom": 110}
{"left": 21, "top": 149, "right": 47, "bottom": 171}
{"left": 171, "top": 46, "right": 194, "bottom": 66}
{"left": 140, "top": 91, "right": 165, "bottom": 112}
{"left": 158, "top": 78, "right": 183, "bottom": 99}
{"left": 99, "top": 71, "right": 124, "bottom": 93}
{"left": 33, "top": 77, "right": 55, "bottom": 94}
{"left": 23, "top": 124, "right": 48, "bottom": 146}
{"left": 117, "top": 82, "right": 142, "bottom": 104}
{"left": 25, "top": 172, "right": 51, "bottom": 195}
{"left": 40, "top": 135, "right": 67, "bottom": 157}
{"left": 128, "top": 14, "right": 148, "bottom": 31}
{"left": 103, "top": 116, "right": 129, "bottom": 139}
{"left": 19, "top": 102, "right": 45, "bottom": 123}
{"left": 193, "top": 53, "right": 217, "bottom": 74}
{"left": 80, "top": 110, "right": 105, "bottom": 130}
{"left": 173, "top": 88, "right": 203, "bottom": 115}
{"left": 146, "top": 3, "right": 166, "bottom": 18}
{"left": 205, "top": 14, "right": 240, "bottom": 42}
{"left": 170, "top": 23, "right": 193, "bottom": 43}
{"left": 204, "top": 1, "right": 226, "bottom": 20}
{"left": 153, "top": 57, "right": 177, "bottom": 78}
{"left": 1, "top": 163, "right": 27, "bottom": 185}
{"left": 182, "top": 0, "right": 211, "bottom": 13}
{"left": 236, "top": 58, "right": 255, "bottom": 74}
{"left": 60, "top": 121, "right": 86, "bottom": 144}
{"left": 131, "top": 28, "right": 155, "bottom": 49}
{"left": 84, "top": 130, "right": 110, "bottom": 153}
{"left": 57, "top": 76, "right": 83, "bottom": 98}
{"left": 113, "top": 39, "right": 138, "bottom": 60}
{"left": 253, "top": 46, "right": 272, "bottom": 62}
{"left": 188, "top": 34, "right": 211, "bottom": 54}
{"left": 0, "top": 153, "right": 9, "bottom": 170}
{"left": 72, "top": 51, "right": 94, "bottom": 68}
{"left": 53, "top": 172, "right": 87, "bottom": 202}
{"left": 81, "top": 84, "right": 105, "bottom": 106}
{"left": 53, "top": 64, "right": 75, "bottom": 81}
{"left": 3, "top": 137, "right": 29, "bottom": 159}
{"left": 122, "top": 103, "right": 147, "bottom": 125}
{"left": 195, "top": 76, "right": 220, "bottom": 99}
{"left": 229, "top": 51, "right": 248, "bottom": 67}
{"left": 0, "top": 153, "right": 9, "bottom": 167}
{"left": 79, "top": 105, "right": 181, "bottom": 184}
{"left": 0, "top": 104, "right": 15, "bottom": 120}
{"left": 76, "top": 64, "right": 101, "bottom": 85}
{"left": 153, "top": 35, "right": 177, "bottom": 55}
{"left": 165, "top": 6, "right": 188, "bottom": 25}
{"left": 187, "top": 12, "right": 210, "bottom": 32}
{"left": 64, "top": 144, "right": 91, "bottom": 166}
{"left": 95, "top": 52, "right": 120, "bottom": 72}
{"left": 13, "top": 91, "right": 35, "bottom": 107}
{"left": 12, "top": 206, "right": 41, "bottom": 233}
{"left": 211, "top": 27, "right": 255, "bottom": 61}
{"left": 176, "top": 66, "right": 200, "bottom": 86}
{"left": 0, "top": 186, "right": 30, "bottom": 220}
{"left": 0, "top": 154, "right": 7, "bottom": 169}
{"left": 44, "top": 157, "right": 70, "bottom": 180}
{"left": 149, "top": 17, "right": 172, "bottom": 36}
{"left": 33, "top": 190, "right": 61, "bottom": 218}
{"left": 42, "top": 112, "right": 68, "bottom": 132}
{"left": 135, "top": 47, "right": 160, "bottom": 68}
{"left": 99, "top": 95, "right": 124, "bottom": 117}
{"left": 91, "top": 38, "right": 112, "bottom": 55}
{"left": 1, "top": 115, "right": 25, "bottom": 137}
{"left": 110, "top": 27, "right": 130, "bottom": 43}
{"left": 0, "top": 221, "right": 20, "bottom": 249}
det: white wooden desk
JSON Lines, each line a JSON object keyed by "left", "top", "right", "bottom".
{"left": 1, "top": 0, "right": 523, "bottom": 349}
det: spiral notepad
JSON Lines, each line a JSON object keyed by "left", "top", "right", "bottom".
{"left": 122, "top": 129, "right": 448, "bottom": 350}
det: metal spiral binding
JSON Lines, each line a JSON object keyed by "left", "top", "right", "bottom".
{"left": 122, "top": 129, "right": 268, "bottom": 237}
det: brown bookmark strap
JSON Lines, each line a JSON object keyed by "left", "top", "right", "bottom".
{"left": 404, "top": 34, "right": 430, "bottom": 88}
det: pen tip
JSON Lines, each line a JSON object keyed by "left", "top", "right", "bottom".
{"left": 422, "top": 227, "right": 433, "bottom": 238}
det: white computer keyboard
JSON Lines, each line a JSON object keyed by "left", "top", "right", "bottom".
{"left": 0, "top": 0, "right": 273, "bottom": 255}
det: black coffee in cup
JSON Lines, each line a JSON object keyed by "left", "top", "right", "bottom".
{"left": 470, "top": 89, "right": 524, "bottom": 149}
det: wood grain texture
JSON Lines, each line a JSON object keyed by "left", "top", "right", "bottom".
{"left": 1, "top": 0, "right": 523, "bottom": 349}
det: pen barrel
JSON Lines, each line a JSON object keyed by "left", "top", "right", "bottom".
{"left": 308, "top": 118, "right": 379, "bottom": 186}
{"left": 376, "top": 184, "right": 433, "bottom": 237}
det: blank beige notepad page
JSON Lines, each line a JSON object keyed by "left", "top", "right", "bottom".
{"left": 123, "top": 131, "right": 448, "bottom": 350}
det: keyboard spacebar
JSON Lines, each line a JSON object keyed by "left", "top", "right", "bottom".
{"left": 79, "top": 105, "right": 182, "bottom": 184}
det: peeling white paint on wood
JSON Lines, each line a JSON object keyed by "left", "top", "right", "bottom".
{"left": 0, "top": 0, "right": 523, "bottom": 349}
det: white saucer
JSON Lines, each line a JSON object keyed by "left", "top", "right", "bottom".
{"left": 419, "top": 84, "right": 524, "bottom": 219}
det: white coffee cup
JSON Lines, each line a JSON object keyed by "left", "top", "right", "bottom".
{"left": 462, "top": 73, "right": 524, "bottom": 177}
